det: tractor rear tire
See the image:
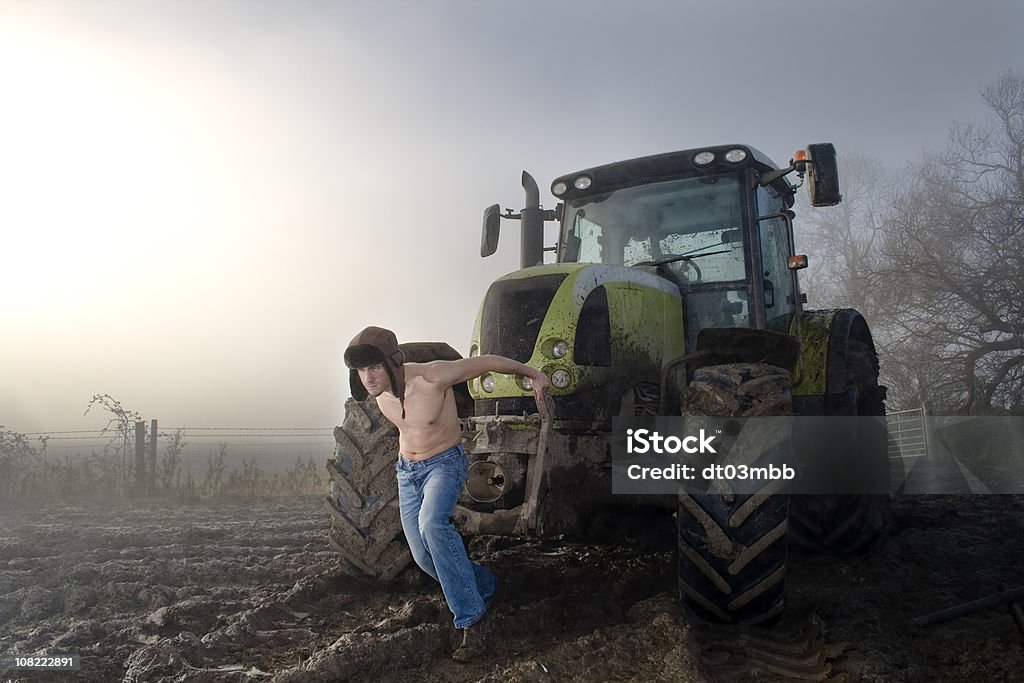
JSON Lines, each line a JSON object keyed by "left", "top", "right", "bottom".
{"left": 677, "top": 363, "right": 792, "bottom": 625}
{"left": 789, "top": 339, "right": 890, "bottom": 555}
{"left": 325, "top": 341, "right": 469, "bottom": 580}
{"left": 325, "top": 398, "right": 410, "bottom": 581}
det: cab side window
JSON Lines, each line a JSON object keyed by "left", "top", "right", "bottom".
{"left": 756, "top": 186, "right": 798, "bottom": 331}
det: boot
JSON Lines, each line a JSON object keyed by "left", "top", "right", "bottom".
{"left": 451, "top": 611, "right": 494, "bottom": 663}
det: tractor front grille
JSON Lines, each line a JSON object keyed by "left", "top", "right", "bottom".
{"left": 480, "top": 274, "right": 567, "bottom": 362}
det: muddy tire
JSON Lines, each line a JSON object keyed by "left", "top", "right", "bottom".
{"left": 326, "top": 342, "right": 468, "bottom": 580}
{"left": 325, "top": 398, "right": 410, "bottom": 581}
{"left": 677, "top": 363, "right": 792, "bottom": 625}
{"left": 789, "top": 339, "right": 890, "bottom": 555}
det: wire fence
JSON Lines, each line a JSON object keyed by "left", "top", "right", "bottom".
{"left": 25, "top": 427, "right": 337, "bottom": 473}
{"left": 2, "top": 425, "right": 338, "bottom": 501}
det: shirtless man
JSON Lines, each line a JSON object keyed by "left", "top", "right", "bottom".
{"left": 343, "top": 326, "right": 549, "bottom": 663}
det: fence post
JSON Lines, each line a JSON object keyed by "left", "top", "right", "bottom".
{"left": 135, "top": 420, "right": 146, "bottom": 495}
{"left": 149, "top": 419, "right": 158, "bottom": 495}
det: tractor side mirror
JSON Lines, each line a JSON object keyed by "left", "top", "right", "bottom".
{"left": 806, "top": 143, "right": 842, "bottom": 207}
{"left": 481, "top": 204, "right": 502, "bottom": 257}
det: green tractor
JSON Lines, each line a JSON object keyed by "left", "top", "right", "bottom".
{"left": 327, "top": 143, "right": 890, "bottom": 624}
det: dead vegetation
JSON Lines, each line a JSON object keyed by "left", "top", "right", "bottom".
{"left": 0, "top": 424, "right": 323, "bottom": 503}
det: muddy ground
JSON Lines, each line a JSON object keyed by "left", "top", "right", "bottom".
{"left": 1, "top": 494, "right": 1022, "bottom": 682}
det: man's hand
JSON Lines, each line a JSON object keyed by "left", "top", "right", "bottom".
{"left": 530, "top": 372, "right": 552, "bottom": 421}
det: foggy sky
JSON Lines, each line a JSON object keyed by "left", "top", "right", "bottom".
{"left": 1, "top": 0, "right": 1022, "bottom": 434}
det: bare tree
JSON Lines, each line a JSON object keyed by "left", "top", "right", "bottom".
{"left": 873, "top": 70, "right": 1024, "bottom": 414}
{"left": 792, "top": 153, "right": 914, "bottom": 409}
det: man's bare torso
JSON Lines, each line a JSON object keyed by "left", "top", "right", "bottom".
{"left": 376, "top": 362, "right": 462, "bottom": 460}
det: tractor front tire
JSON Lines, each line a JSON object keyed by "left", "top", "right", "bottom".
{"left": 677, "top": 363, "right": 792, "bottom": 625}
{"left": 325, "top": 398, "right": 410, "bottom": 581}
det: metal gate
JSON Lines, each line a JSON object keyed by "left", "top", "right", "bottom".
{"left": 887, "top": 407, "right": 928, "bottom": 460}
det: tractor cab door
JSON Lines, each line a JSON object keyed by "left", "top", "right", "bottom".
{"left": 755, "top": 184, "right": 801, "bottom": 333}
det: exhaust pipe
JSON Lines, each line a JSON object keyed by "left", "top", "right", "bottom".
{"left": 520, "top": 171, "right": 545, "bottom": 268}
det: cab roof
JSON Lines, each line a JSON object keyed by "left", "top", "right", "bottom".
{"left": 551, "top": 144, "right": 787, "bottom": 202}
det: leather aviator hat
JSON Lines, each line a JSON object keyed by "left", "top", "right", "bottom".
{"left": 344, "top": 326, "right": 407, "bottom": 415}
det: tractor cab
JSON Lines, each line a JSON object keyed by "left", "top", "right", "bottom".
{"left": 549, "top": 145, "right": 816, "bottom": 348}
{"left": 475, "top": 143, "right": 842, "bottom": 419}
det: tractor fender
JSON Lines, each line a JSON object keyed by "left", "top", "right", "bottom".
{"left": 791, "top": 308, "right": 877, "bottom": 414}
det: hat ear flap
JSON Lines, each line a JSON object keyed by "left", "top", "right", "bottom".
{"left": 349, "top": 370, "right": 368, "bottom": 401}
{"left": 384, "top": 364, "right": 399, "bottom": 398}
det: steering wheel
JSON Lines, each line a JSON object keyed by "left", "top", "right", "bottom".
{"left": 635, "top": 254, "right": 703, "bottom": 282}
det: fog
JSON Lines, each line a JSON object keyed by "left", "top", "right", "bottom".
{"left": 1, "top": 0, "right": 1021, "bottom": 434}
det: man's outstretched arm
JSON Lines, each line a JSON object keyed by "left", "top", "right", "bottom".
{"left": 422, "top": 355, "right": 550, "bottom": 408}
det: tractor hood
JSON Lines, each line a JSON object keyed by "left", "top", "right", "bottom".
{"left": 468, "top": 263, "right": 684, "bottom": 408}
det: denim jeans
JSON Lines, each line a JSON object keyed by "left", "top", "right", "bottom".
{"left": 396, "top": 443, "right": 496, "bottom": 628}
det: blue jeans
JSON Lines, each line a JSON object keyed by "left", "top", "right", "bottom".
{"left": 396, "top": 443, "right": 496, "bottom": 628}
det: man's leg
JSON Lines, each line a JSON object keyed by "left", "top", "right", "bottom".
{"left": 473, "top": 563, "right": 497, "bottom": 606}
{"left": 418, "top": 452, "right": 494, "bottom": 628}
{"left": 395, "top": 459, "right": 439, "bottom": 581}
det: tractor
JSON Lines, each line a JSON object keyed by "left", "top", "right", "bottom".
{"left": 327, "top": 143, "right": 890, "bottom": 625}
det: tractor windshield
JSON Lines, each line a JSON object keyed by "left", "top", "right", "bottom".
{"left": 561, "top": 174, "right": 747, "bottom": 285}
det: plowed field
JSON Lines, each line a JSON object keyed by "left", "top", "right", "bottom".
{"left": 1, "top": 495, "right": 1022, "bottom": 682}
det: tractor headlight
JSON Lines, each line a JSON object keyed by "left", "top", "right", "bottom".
{"left": 552, "top": 340, "right": 569, "bottom": 359}
{"left": 573, "top": 175, "right": 592, "bottom": 190}
{"left": 693, "top": 151, "right": 715, "bottom": 166}
{"left": 725, "top": 148, "right": 748, "bottom": 163}
{"left": 551, "top": 369, "right": 571, "bottom": 389}
{"left": 552, "top": 181, "right": 568, "bottom": 196}
{"left": 519, "top": 376, "right": 534, "bottom": 391}
{"left": 481, "top": 374, "right": 496, "bottom": 393}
